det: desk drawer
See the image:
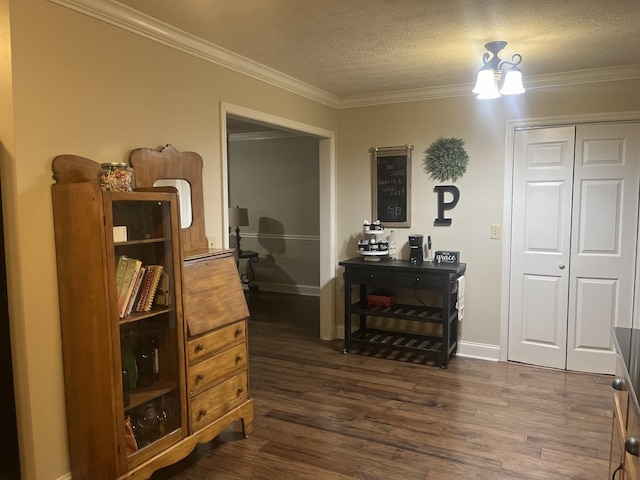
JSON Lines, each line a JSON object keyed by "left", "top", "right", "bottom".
{"left": 190, "top": 371, "right": 248, "bottom": 432}
{"left": 188, "top": 342, "right": 248, "bottom": 396}
{"left": 348, "top": 268, "right": 444, "bottom": 290}
{"left": 187, "top": 320, "right": 247, "bottom": 365}
{"left": 394, "top": 271, "right": 442, "bottom": 290}
{"left": 348, "top": 268, "right": 388, "bottom": 284}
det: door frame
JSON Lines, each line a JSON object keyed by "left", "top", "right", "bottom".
{"left": 499, "top": 111, "right": 640, "bottom": 362}
{"left": 220, "top": 102, "right": 338, "bottom": 341}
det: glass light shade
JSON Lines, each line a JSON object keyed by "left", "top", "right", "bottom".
{"left": 229, "top": 206, "right": 249, "bottom": 227}
{"left": 472, "top": 69, "right": 500, "bottom": 99}
{"left": 500, "top": 69, "right": 525, "bottom": 95}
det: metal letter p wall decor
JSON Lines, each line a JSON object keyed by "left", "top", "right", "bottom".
{"left": 434, "top": 185, "right": 460, "bottom": 226}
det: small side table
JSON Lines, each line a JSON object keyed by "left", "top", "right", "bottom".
{"left": 238, "top": 250, "right": 259, "bottom": 293}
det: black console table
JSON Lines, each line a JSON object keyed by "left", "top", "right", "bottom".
{"left": 340, "top": 257, "right": 466, "bottom": 368}
{"left": 237, "top": 250, "right": 259, "bottom": 293}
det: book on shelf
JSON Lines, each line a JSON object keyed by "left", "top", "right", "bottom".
{"left": 118, "top": 257, "right": 142, "bottom": 318}
{"left": 134, "top": 266, "right": 154, "bottom": 313}
{"left": 124, "top": 266, "right": 146, "bottom": 316}
{"left": 154, "top": 270, "right": 171, "bottom": 306}
{"left": 144, "top": 265, "right": 164, "bottom": 311}
{"left": 115, "top": 255, "right": 129, "bottom": 303}
{"left": 136, "top": 265, "right": 164, "bottom": 312}
{"left": 115, "top": 256, "right": 138, "bottom": 317}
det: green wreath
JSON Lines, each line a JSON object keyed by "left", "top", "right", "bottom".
{"left": 423, "top": 136, "right": 469, "bottom": 182}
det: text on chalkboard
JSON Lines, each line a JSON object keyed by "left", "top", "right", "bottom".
{"left": 371, "top": 145, "right": 413, "bottom": 228}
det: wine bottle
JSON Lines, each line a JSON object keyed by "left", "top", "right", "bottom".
{"left": 122, "top": 369, "right": 130, "bottom": 407}
{"left": 151, "top": 335, "right": 159, "bottom": 380}
{"left": 135, "top": 336, "right": 155, "bottom": 387}
{"left": 120, "top": 332, "right": 138, "bottom": 391}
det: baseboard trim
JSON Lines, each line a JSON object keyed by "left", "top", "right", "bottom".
{"left": 456, "top": 341, "right": 500, "bottom": 362}
{"left": 244, "top": 282, "right": 320, "bottom": 297}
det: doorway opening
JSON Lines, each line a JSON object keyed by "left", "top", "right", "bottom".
{"left": 220, "top": 103, "right": 337, "bottom": 341}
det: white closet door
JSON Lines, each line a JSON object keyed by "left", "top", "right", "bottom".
{"left": 508, "top": 126, "right": 575, "bottom": 369}
{"left": 509, "top": 122, "right": 640, "bottom": 374}
{"left": 566, "top": 123, "right": 640, "bottom": 373}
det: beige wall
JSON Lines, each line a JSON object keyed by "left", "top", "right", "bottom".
{"left": 229, "top": 135, "right": 320, "bottom": 293}
{"left": 336, "top": 82, "right": 640, "bottom": 349}
{"left": 3, "top": 0, "right": 336, "bottom": 478}
{"left": 4, "top": 0, "right": 640, "bottom": 478}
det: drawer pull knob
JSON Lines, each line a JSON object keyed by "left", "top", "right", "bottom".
{"left": 196, "top": 373, "right": 205, "bottom": 381}
{"left": 237, "top": 387, "right": 245, "bottom": 395}
{"left": 235, "top": 327, "right": 243, "bottom": 337}
{"left": 236, "top": 354, "right": 244, "bottom": 363}
{"left": 198, "top": 408, "right": 207, "bottom": 418}
{"left": 369, "top": 274, "right": 375, "bottom": 279}
{"left": 195, "top": 343, "right": 204, "bottom": 353}
{"left": 626, "top": 437, "right": 640, "bottom": 456}
{"left": 612, "top": 377, "right": 625, "bottom": 391}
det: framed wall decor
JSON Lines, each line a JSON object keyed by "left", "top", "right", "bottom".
{"left": 370, "top": 144, "right": 413, "bottom": 228}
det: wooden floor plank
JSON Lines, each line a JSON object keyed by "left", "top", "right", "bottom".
{"left": 151, "top": 292, "right": 613, "bottom": 480}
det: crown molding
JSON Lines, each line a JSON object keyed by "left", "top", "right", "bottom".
{"left": 48, "top": 0, "right": 341, "bottom": 108}
{"left": 49, "top": 0, "right": 640, "bottom": 110}
{"left": 336, "top": 83, "right": 474, "bottom": 108}
{"left": 337, "top": 64, "right": 640, "bottom": 108}
{"left": 523, "top": 64, "right": 640, "bottom": 90}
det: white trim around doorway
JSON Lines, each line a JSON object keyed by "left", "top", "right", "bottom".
{"left": 220, "top": 102, "right": 338, "bottom": 341}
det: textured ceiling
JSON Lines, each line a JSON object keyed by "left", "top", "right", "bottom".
{"left": 114, "top": 0, "right": 640, "bottom": 99}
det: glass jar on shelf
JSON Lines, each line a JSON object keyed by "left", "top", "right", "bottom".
{"left": 388, "top": 230, "right": 397, "bottom": 260}
{"left": 99, "top": 162, "right": 135, "bottom": 191}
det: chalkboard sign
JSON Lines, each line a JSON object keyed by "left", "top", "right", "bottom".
{"left": 371, "top": 145, "right": 412, "bottom": 227}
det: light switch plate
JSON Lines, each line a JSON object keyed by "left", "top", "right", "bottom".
{"left": 490, "top": 224, "right": 501, "bottom": 239}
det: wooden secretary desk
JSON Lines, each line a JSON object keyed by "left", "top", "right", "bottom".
{"left": 129, "top": 144, "right": 254, "bottom": 473}
{"left": 51, "top": 145, "right": 253, "bottom": 480}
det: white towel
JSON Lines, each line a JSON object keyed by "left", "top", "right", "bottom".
{"left": 456, "top": 275, "right": 465, "bottom": 321}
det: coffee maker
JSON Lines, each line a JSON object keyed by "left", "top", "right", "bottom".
{"left": 408, "top": 234, "right": 424, "bottom": 264}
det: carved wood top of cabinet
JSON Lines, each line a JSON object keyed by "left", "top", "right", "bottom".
{"left": 129, "top": 144, "right": 208, "bottom": 254}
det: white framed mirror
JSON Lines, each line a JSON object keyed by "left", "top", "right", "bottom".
{"left": 154, "top": 178, "right": 193, "bottom": 228}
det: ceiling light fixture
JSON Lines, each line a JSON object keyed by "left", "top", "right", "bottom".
{"left": 472, "top": 41, "right": 525, "bottom": 99}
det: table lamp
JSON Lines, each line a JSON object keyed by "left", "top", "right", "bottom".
{"left": 229, "top": 206, "right": 249, "bottom": 255}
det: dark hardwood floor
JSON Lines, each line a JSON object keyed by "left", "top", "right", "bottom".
{"left": 151, "top": 292, "right": 613, "bottom": 479}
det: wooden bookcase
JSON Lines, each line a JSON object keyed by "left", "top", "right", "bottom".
{"left": 51, "top": 154, "right": 253, "bottom": 480}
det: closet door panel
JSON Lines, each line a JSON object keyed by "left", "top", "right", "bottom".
{"left": 508, "top": 126, "right": 575, "bottom": 369}
{"left": 567, "top": 123, "right": 640, "bottom": 373}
